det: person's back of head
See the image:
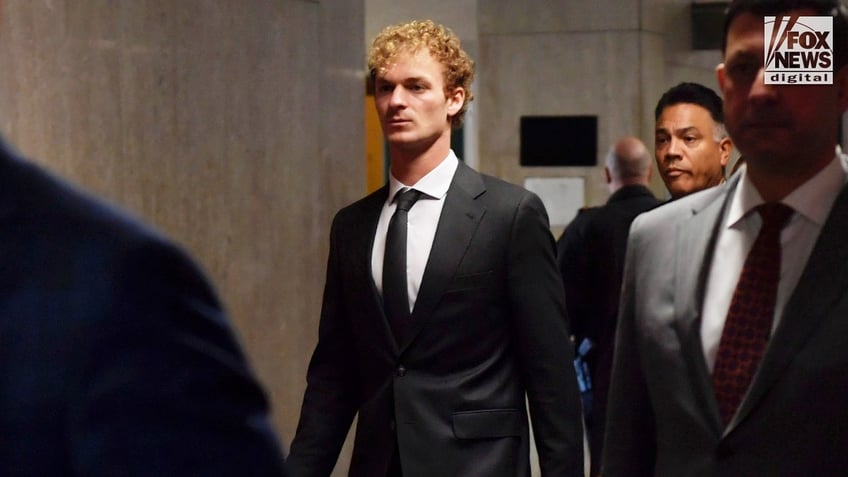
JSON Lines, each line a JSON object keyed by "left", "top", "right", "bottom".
{"left": 605, "top": 136, "right": 653, "bottom": 192}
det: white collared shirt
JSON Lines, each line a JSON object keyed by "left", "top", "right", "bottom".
{"left": 702, "top": 155, "right": 848, "bottom": 371}
{"left": 371, "top": 151, "right": 459, "bottom": 312}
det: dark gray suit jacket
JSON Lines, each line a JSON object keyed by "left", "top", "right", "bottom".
{"left": 604, "top": 172, "right": 848, "bottom": 476}
{"left": 0, "top": 142, "right": 287, "bottom": 475}
{"left": 288, "top": 161, "right": 584, "bottom": 477}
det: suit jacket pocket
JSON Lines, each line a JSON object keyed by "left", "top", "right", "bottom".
{"left": 445, "top": 270, "right": 493, "bottom": 293}
{"left": 452, "top": 409, "right": 522, "bottom": 439}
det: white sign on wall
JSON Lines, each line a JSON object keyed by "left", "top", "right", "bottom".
{"left": 523, "top": 177, "right": 585, "bottom": 228}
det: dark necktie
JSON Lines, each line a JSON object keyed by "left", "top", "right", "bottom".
{"left": 383, "top": 188, "right": 422, "bottom": 344}
{"left": 712, "top": 202, "right": 794, "bottom": 426}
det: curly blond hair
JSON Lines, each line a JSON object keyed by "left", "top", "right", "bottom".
{"left": 368, "top": 19, "right": 475, "bottom": 128}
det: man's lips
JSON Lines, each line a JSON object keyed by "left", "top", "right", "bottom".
{"left": 665, "top": 169, "right": 688, "bottom": 178}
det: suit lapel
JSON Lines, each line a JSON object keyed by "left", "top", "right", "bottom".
{"left": 733, "top": 183, "right": 848, "bottom": 428}
{"left": 672, "top": 180, "right": 736, "bottom": 432}
{"left": 401, "top": 162, "right": 485, "bottom": 352}
{"left": 350, "top": 185, "right": 402, "bottom": 352}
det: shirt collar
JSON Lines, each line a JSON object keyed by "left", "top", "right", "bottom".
{"left": 387, "top": 150, "right": 459, "bottom": 203}
{"left": 726, "top": 154, "right": 847, "bottom": 228}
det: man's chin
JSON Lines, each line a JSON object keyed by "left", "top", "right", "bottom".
{"left": 736, "top": 128, "right": 790, "bottom": 150}
{"left": 670, "top": 181, "right": 708, "bottom": 199}
{"left": 735, "top": 139, "right": 789, "bottom": 161}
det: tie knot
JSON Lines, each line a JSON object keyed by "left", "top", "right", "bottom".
{"left": 756, "top": 202, "right": 794, "bottom": 231}
{"left": 394, "top": 188, "right": 422, "bottom": 212}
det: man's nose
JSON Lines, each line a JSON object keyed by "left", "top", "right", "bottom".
{"left": 665, "top": 138, "right": 682, "bottom": 158}
{"left": 748, "top": 67, "right": 778, "bottom": 104}
{"left": 388, "top": 87, "right": 407, "bottom": 107}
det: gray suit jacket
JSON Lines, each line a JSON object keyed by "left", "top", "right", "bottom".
{"left": 288, "top": 161, "right": 584, "bottom": 477}
{"left": 603, "top": 173, "right": 848, "bottom": 476}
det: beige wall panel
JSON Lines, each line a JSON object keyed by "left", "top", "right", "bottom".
{"left": 366, "top": 0, "right": 477, "bottom": 42}
{"left": 314, "top": 3, "right": 366, "bottom": 474}
{"left": 478, "top": 31, "right": 644, "bottom": 207}
{"left": 639, "top": 32, "right": 672, "bottom": 198}
{"left": 0, "top": 0, "right": 366, "bottom": 461}
{"left": 480, "top": 0, "right": 638, "bottom": 34}
{"left": 641, "top": 0, "right": 676, "bottom": 34}
{"left": 659, "top": 0, "right": 723, "bottom": 90}
{"left": 666, "top": 52, "right": 723, "bottom": 92}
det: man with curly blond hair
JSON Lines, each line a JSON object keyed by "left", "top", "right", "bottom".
{"left": 288, "top": 19, "right": 584, "bottom": 477}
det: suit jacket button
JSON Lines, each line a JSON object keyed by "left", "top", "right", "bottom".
{"left": 396, "top": 365, "right": 406, "bottom": 377}
{"left": 389, "top": 419, "right": 396, "bottom": 432}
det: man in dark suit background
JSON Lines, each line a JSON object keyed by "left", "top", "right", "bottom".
{"left": 556, "top": 136, "right": 660, "bottom": 477}
{"left": 603, "top": 0, "right": 848, "bottom": 475}
{"left": 0, "top": 145, "right": 287, "bottom": 471}
{"left": 287, "top": 19, "right": 584, "bottom": 477}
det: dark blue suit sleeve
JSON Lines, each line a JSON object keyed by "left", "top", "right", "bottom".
{"left": 66, "top": 238, "right": 287, "bottom": 476}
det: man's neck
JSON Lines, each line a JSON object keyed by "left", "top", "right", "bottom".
{"left": 609, "top": 178, "right": 649, "bottom": 194}
{"left": 747, "top": 149, "right": 835, "bottom": 202}
{"left": 389, "top": 136, "right": 451, "bottom": 185}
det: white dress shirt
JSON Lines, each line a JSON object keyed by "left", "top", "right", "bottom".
{"left": 702, "top": 155, "right": 848, "bottom": 371}
{"left": 371, "top": 151, "right": 459, "bottom": 312}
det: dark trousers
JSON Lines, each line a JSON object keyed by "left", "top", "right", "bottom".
{"left": 387, "top": 442, "right": 403, "bottom": 477}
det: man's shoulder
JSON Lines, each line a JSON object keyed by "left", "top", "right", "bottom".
{"left": 631, "top": 182, "right": 729, "bottom": 235}
{"left": 333, "top": 185, "right": 386, "bottom": 224}
{"left": 4, "top": 152, "right": 218, "bottom": 301}
{"left": 476, "top": 170, "right": 524, "bottom": 193}
{"left": 1, "top": 151, "right": 221, "bottom": 320}
{"left": 556, "top": 206, "right": 600, "bottom": 251}
{"left": 6, "top": 153, "right": 169, "bottom": 249}
{"left": 470, "top": 167, "right": 539, "bottom": 206}
{"left": 599, "top": 196, "right": 661, "bottom": 225}
{"left": 566, "top": 206, "right": 602, "bottom": 228}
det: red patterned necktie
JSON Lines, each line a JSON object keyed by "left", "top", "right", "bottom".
{"left": 712, "top": 202, "right": 794, "bottom": 426}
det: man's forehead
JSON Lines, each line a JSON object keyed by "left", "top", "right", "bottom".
{"left": 656, "top": 124, "right": 705, "bottom": 133}
{"left": 374, "top": 48, "right": 438, "bottom": 77}
{"left": 726, "top": 11, "right": 765, "bottom": 45}
{"left": 658, "top": 103, "right": 713, "bottom": 121}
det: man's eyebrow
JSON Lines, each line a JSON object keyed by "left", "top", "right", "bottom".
{"left": 656, "top": 126, "right": 701, "bottom": 136}
{"left": 401, "top": 76, "right": 430, "bottom": 84}
{"left": 674, "top": 126, "right": 701, "bottom": 135}
{"left": 377, "top": 75, "right": 430, "bottom": 84}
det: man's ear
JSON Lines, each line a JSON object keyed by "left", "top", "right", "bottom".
{"left": 716, "top": 63, "right": 727, "bottom": 91}
{"left": 446, "top": 87, "right": 465, "bottom": 117}
{"left": 719, "top": 136, "right": 732, "bottom": 167}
